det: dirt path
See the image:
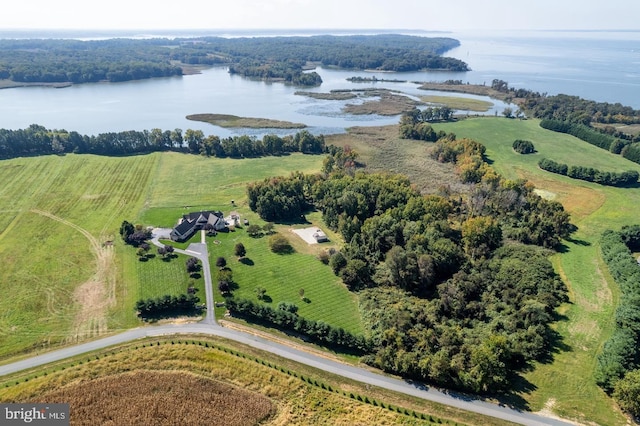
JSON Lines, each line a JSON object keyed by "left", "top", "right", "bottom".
{"left": 30, "top": 209, "right": 115, "bottom": 342}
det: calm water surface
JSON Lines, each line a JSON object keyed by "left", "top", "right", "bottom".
{"left": 0, "top": 30, "right": 638, "bottom": 136}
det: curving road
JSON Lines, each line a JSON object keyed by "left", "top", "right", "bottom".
{"left": 0, "top": 231, "right": 576, "bottom": 426}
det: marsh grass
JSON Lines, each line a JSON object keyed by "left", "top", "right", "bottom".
{"left": 186, "top": 113, "right": 306, "bottom": 129}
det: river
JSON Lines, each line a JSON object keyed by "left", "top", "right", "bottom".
{"left": 0, "top": 29, "right": 638, "bottom": 136}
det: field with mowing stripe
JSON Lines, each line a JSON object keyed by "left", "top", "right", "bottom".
{"left": 0, "top": 154, "right": 158, "bottom": 361}
{"left": 202, "top": 222, "right": 362, "bottom": 334}
{"left": 136, "top": 253, "right": 205, "bottom": 302}
{"left": 0, "top": 151, "right": 329, "bottom": 362}
{"left": 432, "top": 117, "right": 640, "bottom": 425}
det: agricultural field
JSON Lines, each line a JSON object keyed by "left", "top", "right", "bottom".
{"left": 0, "top": 336, "right": 515, "bottom": 426}
{"left": 0, "top": 154, "right": 157, "bottom": 361}
{"left": 431, "top": 117, "right": 640, "bottom": 425}
{"left": 0, "top": 151, "right": 326, "bottom": 362}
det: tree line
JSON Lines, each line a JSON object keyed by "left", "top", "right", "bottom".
{"left": 0, "top": 38, "right": 182, "bottom": 84}
{"left": 489, "top": 79, "right": 640, "bottom": 128}
{"left": 596, "top": 226, "right": 640, "bottom": 417}
{"left": 224, "top": 297, "right": 370, "bottom": 353}
{"left": 0, "top": 125, "right": 325, "bottom": 160}
{"left": 245, "top": 133, "right": 572, "bottom": 393}
{"left": 538, "top": 158, "right": 639, "bottom": 187}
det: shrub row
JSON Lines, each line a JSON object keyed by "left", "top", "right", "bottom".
{"left": 595, "top": 227, "right": 640, "bottom": 392}
{"left": 538, "top": 158, "right": 638, "bottom": 187}
{"left": 621, "top": 142, "right": 640, "bottom": 166}
{"left": 225, "top": 297, "right": 370, "bottom": 353}
{"left": 135, "top": 294, "right": 200, "bottom": 319}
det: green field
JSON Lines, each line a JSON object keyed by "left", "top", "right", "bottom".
{"left": 433, "top": 117, "right": 640, "bottom": 425}
{"left": 0, "top": 152, "right": 332, "bottom": 361}
{"left": 196, "top": 218, "right": 363, "bottom": 334}
{"left": 136, "top": 253, "right": 205, "bottom": 302}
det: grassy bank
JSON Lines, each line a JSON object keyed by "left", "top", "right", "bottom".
{"left": 186, "top": 113, "right": 306, "bottom": 129}
{"left": 420, "top": 95, "right": 493, "bottom": 112}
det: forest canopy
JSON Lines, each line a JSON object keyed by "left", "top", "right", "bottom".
{"left": 0, "top": 35, "right": 468, "bottom": 86}
{"left": 244, "top": 135, "right": 573, "bottom": 393}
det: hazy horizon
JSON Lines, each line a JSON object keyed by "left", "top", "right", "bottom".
{"left": 3, "top": 0, "right": 639, "bottom": 32}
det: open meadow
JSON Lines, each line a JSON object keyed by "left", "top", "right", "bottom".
{"left": 0, "top": 336, "right": 517, "bottom": 426}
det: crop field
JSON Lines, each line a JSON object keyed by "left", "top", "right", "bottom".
{"left": 432, "top": 117, "right": 640, "bottom": 425}
{"left": 0, "top": 337, "right": 515, "bottom": 426}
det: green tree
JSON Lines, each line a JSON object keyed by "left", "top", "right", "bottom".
{"left": 215, "top": 256, "right": 227, "bottom": 269}
{"left": 269, "top": 234, "right": 293, "bottom": 254}
{"left": 234, "top": 242, "right": 246, "bottom": 258}
{"left": 613, "top": 369, "right": 640, "bottom": 417}
{"left": 340, "top": 259, "right": 369, "bottom": 290}
{"left": 329, "top": 251, "right": 347, "bottom": 275}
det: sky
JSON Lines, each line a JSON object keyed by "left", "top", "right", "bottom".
{"left": 2, "top": 0, "right": 639, "bottom": 31}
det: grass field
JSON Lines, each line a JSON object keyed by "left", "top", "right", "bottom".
{"left": 431, "top": 117, "right": 640, "bottom": 425}
{"left": 326, "top": 125, "right": 471, "bottom": 195}
{"left": 0, "top": 152, "right": 327, "bottom": 362}
{"left": 0, "top": 336, "right": 518, "bottom": 426}
{"left": 135, "top": 253, "right": 205, "bottom": 302}
{"left": 0, "top": 154, "right": 157, "bottom": 360}
{"left": 199, "top": 217, "right": 363, "bottom": 334}
{"left": 420, "top": 95, "right": 493, "bottom": 112}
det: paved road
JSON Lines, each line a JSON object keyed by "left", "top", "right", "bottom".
{"left": 0, "top": 232, "right": 577, "bottom": 426}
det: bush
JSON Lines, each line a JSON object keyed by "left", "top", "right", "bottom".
{"left": 512, "top": 139, "right": 535, "bottom": 154}
{"left": 613, "top": 369, "right": 640, "bottom": 417}
{"left": 538, "top": 158, "right": 568, "bottom": 175}
{"left": 269, "top": 233, "right": 293, "bottom": 254}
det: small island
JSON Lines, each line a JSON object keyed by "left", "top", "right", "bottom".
{"left": 186, "top": 114, "right": 307, "bottom": 129}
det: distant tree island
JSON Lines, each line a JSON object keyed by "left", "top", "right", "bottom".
{"left": 0, "top": 35, "right": 468, "bottom": 87}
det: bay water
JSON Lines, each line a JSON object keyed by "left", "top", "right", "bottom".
{"left": 0, "top": 29, "right": 637, "bottom": 136}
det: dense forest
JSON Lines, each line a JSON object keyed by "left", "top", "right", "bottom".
{"left": 0, "top": 35, "right": 468, "bottom": 86}
{"left": 0, "top": 125, "right": 325, "bottom": 159}
{"left": 244, "top": 136, "right": 572, "bottom": 393}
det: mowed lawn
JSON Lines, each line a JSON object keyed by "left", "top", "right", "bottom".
{"left": 140, "top": 152, "right": 362, "bottom": 334}
{"left": 433, "top": 117, "right": 640, "bottom": 425}
{"left": 135, "top": 253, "right": 205, "bottom": 302}
{"left": 204, "top": 224, "right": 363, "bottom": 334}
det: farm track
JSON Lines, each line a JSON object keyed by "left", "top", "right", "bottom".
{"left": 30, "top": 209, "right": 115, "bottom": 342}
